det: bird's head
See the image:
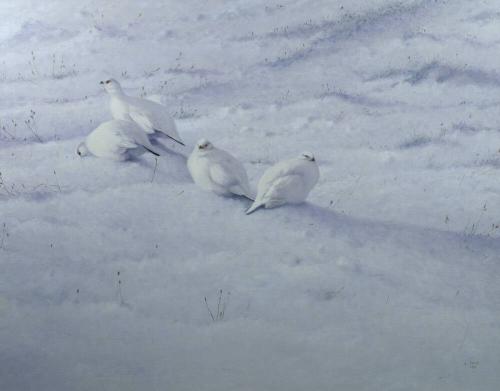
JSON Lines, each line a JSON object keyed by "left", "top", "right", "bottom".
{"left": 99, "top": 78, "right": 122, "bottom": 95}
{"left": 76, "top": 142, "right": 90, "bottom": 157}
{"left": 196, "top": 138, "right": 214, "bottom": 152}
{"left": 300, "top": 151, "right": 316, "bottom": 162}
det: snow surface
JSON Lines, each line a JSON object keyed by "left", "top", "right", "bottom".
{"left": 1, "top": 0, "right": 500, "bottom": 390}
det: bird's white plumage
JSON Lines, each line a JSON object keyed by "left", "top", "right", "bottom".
{"left": 102, "top": 79, "right": 183, "bottom": 146}
{"left": 246, "top": 153, "right": 319, "bottom": 214}
{"left": 78, "top": 119, "right": 159, "bottom": 161}
{"left": 187, "top": 139, "right": 254, "bottom": 199}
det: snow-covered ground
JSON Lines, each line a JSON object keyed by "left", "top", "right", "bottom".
{"left": 1, "top": 1, "right": 500, "bottom": 390}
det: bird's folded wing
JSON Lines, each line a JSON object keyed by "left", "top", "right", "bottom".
{"left": 128, "top": 109, "right": 156, "bottom": 134}
{"left": 209, "top": 163, "right": 237, "bottom": 188}
{"left": 117, "top": 138, "right": 138, "bottom": 149}
{"left": 263, "top": 174, "right": 302, "bottom": 199}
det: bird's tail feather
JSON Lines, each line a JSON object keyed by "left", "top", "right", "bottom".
{"left": 165, "top": 133, "right": 185, "bottom": 146}
{"left": 143, "top": 145, "right": 160, "bottom": 157}
{"left": 242, "top": 185, "right": 257, "bottom": 201}
{"left": 246, "top": 201, "right": 262, "bottom": 215}
{"left": 154, "top": 129, "right": 185, "bottom": 146}
{"left": 242, "top": 193, "right": 255, "bottom": 201}
{"left": 230, "top": 185, "right": 255, "bottom": 201}
{"left": 152, "top": 138, "right": 189, "bottom": 159}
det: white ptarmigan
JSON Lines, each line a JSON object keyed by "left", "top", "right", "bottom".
{"left": 77, "top": 119, "right": 160, "bottom": 161}
{"left": 246, "top": 152, "right": 319, "bottom": 214}
{"left": 187, "top": 139, "right": 254, "bottom": 199}
{"left": 100, "top": 79, "right": 184, "bottom": 147}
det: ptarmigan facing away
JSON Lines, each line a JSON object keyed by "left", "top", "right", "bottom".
{"left": 187, "top": 139, "right": 254, "bottom": 199}
{"left": 100, "top": 79, "right": 184, "bottom": 147}
{"left": 77, "top": 119, "right": 160, "bottom": 161}
{"left": 246, "top": 152, "right": 319, "bottom": 214}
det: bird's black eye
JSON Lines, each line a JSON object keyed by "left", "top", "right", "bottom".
{"left": 106, "top": 80, "right": 111, "bottom": 84}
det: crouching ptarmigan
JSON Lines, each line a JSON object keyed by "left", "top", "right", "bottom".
{"left": 100, "top": 78, "right": 184, "bottom": 147}
{"left": 77, "top": 119, "right": 160, "bottom": 161}
{"left": 187, "top": 139, "right": 254, "bottom": 200}
{"left": 246, "top": 152, "right": 319, "bottom": 214}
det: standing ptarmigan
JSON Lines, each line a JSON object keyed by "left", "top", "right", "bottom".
{"left": 246, "top": 152, "right": 319, "bottom": 214}
{"left": 77, "top": 119, "right": 160, "bottom": 161}
{"left": 100, "top": 78, "right": 184, "bottom": 147}
{"left": 187, "top": 139, "right": 254, "bottom": 199}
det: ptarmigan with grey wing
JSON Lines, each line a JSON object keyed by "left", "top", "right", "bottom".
{"left": 77, "top": 119, "right": 160, "bottom": 161}
{"left": 101, "top": 79, "right": 184, "bottom": 149}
